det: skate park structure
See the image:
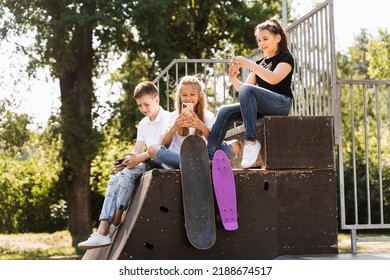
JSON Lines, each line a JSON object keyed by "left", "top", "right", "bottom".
{"left": 83, "top": 116, "right": 337, "bottom": 259}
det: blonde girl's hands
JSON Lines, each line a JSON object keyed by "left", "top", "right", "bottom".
{"left": 175, "top": 111, "right": 193, "bottom": 128}
{"left": 182, "top": 110, "right": 204, "bottom": 129}
{"left": 173, "top": 110, "right": 200, "bottom": 129}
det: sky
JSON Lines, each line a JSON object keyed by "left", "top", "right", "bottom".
{"left": 292, "top": 0, "right": 390, "bottom": 52}
{"left": 1, "top": 0, "right": 389, "bottom": 129}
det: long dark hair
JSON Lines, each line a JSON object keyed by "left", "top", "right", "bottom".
{"left": 254, "top": 15, "right": 290, "bottom": 54}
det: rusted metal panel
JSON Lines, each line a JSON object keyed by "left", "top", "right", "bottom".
{"left": 225, "top": 116, "right": 334, "bottom": 170}
{"left": 274, "top": 169, "right": 338, "bottom": 254}
{"left": 264, "top": 116, "right": 334, "bottom": 170}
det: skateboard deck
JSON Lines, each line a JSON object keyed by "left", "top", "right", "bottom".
{"left": 180, "top": 135, "right": 216, "bottom": 249}
{"left": 212, "top": 150, "right": 238, "bottom": 231}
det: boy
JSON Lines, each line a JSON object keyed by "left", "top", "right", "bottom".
{"left": 78, "top": 81, "right": 170, "bottom": 250}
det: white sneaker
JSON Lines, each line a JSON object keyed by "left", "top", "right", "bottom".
{"left": 109, "top": 223, "right": 120, "bottom": 238}
{"left": 241, "top": 140, "right": 261, "bottom": 169}
{"left": 78, "top": 232, "right": 111, "bottom": 250}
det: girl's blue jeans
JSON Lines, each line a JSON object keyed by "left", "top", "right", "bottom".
{"left": 153, "top": 146, "right": 180, "bottom": 169}
{"left": 207, "top": 84, "right": 292, "bottom": 159}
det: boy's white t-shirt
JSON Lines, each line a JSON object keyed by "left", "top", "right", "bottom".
{"left": 166, "top": 109, "right": 216, "bottom": 154}
{"left": 136, "top": 106, "right": 171, "bottom": 148}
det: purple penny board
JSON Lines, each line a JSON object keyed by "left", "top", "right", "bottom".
{"left": 212, "top": 150, "right": 238, "bottom": 231}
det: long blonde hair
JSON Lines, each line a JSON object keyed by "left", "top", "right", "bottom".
{"left": 175, "top": 75, "right": 207, "bottom": 136}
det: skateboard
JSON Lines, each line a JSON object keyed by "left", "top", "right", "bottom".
{"left": 180, "top": 135, "right": 216, "bottom": 249}
{"left": 212, "top": 150, "right": 238, "bottom": 231}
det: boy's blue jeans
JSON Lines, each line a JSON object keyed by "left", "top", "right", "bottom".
{"left": 207, "top": 84, "right": 292, "bottom": 159}
{"left": 99, "top": 163, "right": 149, "bottom": 222}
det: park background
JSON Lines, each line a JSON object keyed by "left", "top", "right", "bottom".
{"left": 1, "top": 0, "right": 389, "bottom": 259}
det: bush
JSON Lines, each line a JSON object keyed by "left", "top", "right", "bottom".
{"left": 0, "top": 134, "right": 67, "bottom": 233}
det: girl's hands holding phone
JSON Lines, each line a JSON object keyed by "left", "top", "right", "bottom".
{"left": 229, "top": 61, "right": 240, "bottom": 79}
{"left": 176, "top": 110, "right": 201, "bottom": 129}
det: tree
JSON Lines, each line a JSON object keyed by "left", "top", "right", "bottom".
{"left": 1, "top": 1, "right": 137, "bottom": 241}
{"left": 0, "top": 98, "right": 31, "bottom": 157}
{"left": 128, "top": 0, "right": 284, "bottom": 69}
{"left": 367, "top": 28, "right": 390, "bottom": 80}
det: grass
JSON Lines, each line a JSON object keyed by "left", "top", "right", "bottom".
{"left": 338, "top": 232, "right": 390, "bottom": 254}
{"left": 1, "top": 231, "right": 390, "bottom": 259}
{"left": 0, "top": 231, "right": 81, "bottom": 260}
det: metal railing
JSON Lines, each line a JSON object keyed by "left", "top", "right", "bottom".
{"left": 153, "top": 59, "right": 233, "bottom": 114}
{"left": 337, "top": 80, "right": 390, "bottom": 252}
{"left": 286, "top": 0, "right": 336, "bottom": 119}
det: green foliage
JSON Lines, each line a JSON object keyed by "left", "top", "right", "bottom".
{"left": 367, "top": 29, "right": 390, "bottom": 80}
{"left": 0, "top": 104, "right": 66, "bottom": 232}
{"left": 1, "top": 0, "right": 137, "bottom": 77}
{"left": 128, "top": 0, "right": 285, "bottom": 68}
{"left": 338, "top": 29, "right": 390, "bottom": 224}
{"left": 1, "top": 0, "right": 151, "bottom": 177}
{"left": 0, "top": 118, "right": 66, "bottom": 233}
{"left": 0, "top": 99, "right": 31, "bottom": 156}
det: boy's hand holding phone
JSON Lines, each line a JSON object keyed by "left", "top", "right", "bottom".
{"left": 112, "top": 157, "right": 126, "bottom": 172}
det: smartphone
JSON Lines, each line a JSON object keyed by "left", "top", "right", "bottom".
{"left": 230, "top": 51, "right": 235, "bottom": 58}
{"left": 116, "top": 158, "right": 125, "bottom": 164}
{"left": 182, "top": 102, "right": 194, "bottom": 114}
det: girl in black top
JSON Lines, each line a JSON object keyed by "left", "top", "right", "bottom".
{"left": 207, "top": 16, "right": 294, "bottom": 168}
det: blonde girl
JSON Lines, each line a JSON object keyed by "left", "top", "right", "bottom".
{"left": 148, "top": 75, "right": 216, "bottom": 169}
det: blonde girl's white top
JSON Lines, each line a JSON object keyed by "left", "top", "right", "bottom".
{"left": 165, "top": 109, "right": 216, "bottom": 154}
